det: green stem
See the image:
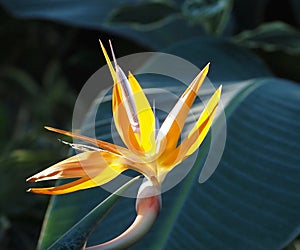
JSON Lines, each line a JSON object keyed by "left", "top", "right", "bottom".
{"left": 85, "top": 180, "right": 161, "bottom": 250}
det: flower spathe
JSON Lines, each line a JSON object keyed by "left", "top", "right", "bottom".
{"left": 27, "top": 40, "right": 222, "bottom": 195}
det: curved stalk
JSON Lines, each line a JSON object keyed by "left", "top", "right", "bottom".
{"left": 85, "top": 180, "right": 161, "bottom": 250}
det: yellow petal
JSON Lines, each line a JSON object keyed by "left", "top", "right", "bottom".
{"left": 182, "top": 86, "right": 222, "bottom": 157}
{"left": 159, "top": 85, "right": 222, "bottom": 168}
{"left": 99, "top": 40, "right": 116, "bottom": 82}
{"left": 113, "top": 81, "right": 144, "bottom": 154}
{"left": 128, "top": 72, "right": 155, "bottom": 155}
{"left": 156, "top": 64, "right": 209, "bottom": 156}
{"left": 28, "top": 176, "right": 93, "bottom": 195}
{"left": 28, "top": 175, "right": 115, "bottom": 195}
{"left": 27, "top": 151, "right": 128, "bottom": 194}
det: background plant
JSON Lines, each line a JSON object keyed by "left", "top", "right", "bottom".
{"left": 0, "top": 0, "right": 299, "bottom": 249}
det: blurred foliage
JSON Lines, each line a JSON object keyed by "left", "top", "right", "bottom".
{"left": 0, "top": 8, "right": 78, "bottom": 250}
{"left": 108, "top": 2, "right": 179, "bottom": 28}
{"left": 0, "top": 0, "right": 300, "bottom": 249}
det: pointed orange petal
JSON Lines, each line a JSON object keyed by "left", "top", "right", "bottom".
{"left": 27, "top": 153, "right": 94, "bottom": 182}
{"left": 107, "top": 40, "right": 141, "bottom": 150}
{"left": 101, "top": 41, "right": 154, "bottom": 155}
{"left": 99, "top": 41, "right": 140, "bottom": 153}
{"left": 112, "top": 79, "right": 144, "bottom": 154}
{"left": 27, "top": 151, "right": 124, "bottom": 182}
{"left": 28, "top": 176, "right": 91, "bottom": 195}
{"left": 44, "top": 126, "right": 135, "bottom": 159}
{"left": 99, "top": 40, "right": 116, "bottom": 82}
{"left": 27, "top": 151, "right": 128, "bottom": 194}
{"left": 28, "top": 171, "right": 123, "bottom": 195}
{"left": 156, "top": 64, "right": 209, "bottom": 155}
{"left": 28, "top": 165, "right": 126, "bottom": 195}
{"left": 159, "top": 85, "right": 222, "bottom": 168}
{"left": 182, "top": 85, "right": 222, "bottom": 157}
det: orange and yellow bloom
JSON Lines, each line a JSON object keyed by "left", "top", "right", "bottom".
{"left": 27, "top": 41, "right": 222, "bottom": 249}
{"left": 27, "top": 41, "right": 222, "bottom": 195}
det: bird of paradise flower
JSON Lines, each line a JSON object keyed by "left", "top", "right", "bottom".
{"left": 27, "top": 40, "right": 222, "bottom": 249}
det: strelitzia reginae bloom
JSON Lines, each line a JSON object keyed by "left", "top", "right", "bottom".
{"left": 27, "top": 41, "right": 222, "bottom": 249}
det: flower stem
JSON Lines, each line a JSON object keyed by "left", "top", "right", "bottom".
{"left": 85, "top": 180, "right": 161, "bottom": 250}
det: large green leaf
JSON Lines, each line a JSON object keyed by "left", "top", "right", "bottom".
{"left": 234, "top": 21, "right": 300, "bottom": 54}
{"left": 233, "top": 21, "right": 300, "bottom": 83}
{"left": 181, "top": 0, "right": 233, "bottom": 35}
{"left": 0, "top": 0, "right": 205, "bottom": 49}
{"left": 81, "top": 81, "right": 300, "bottom": 250}
{"left": 164, "top": 37, "right": 271, "bottom": 82}
{"left": 82, "top": 78, "right": 300, "bottom": 249}
{"left": 107, "top": 2, "right": 179, "bottom": 27}
{"left": 146, "top": 77, "right": 300, "bottom": 249}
